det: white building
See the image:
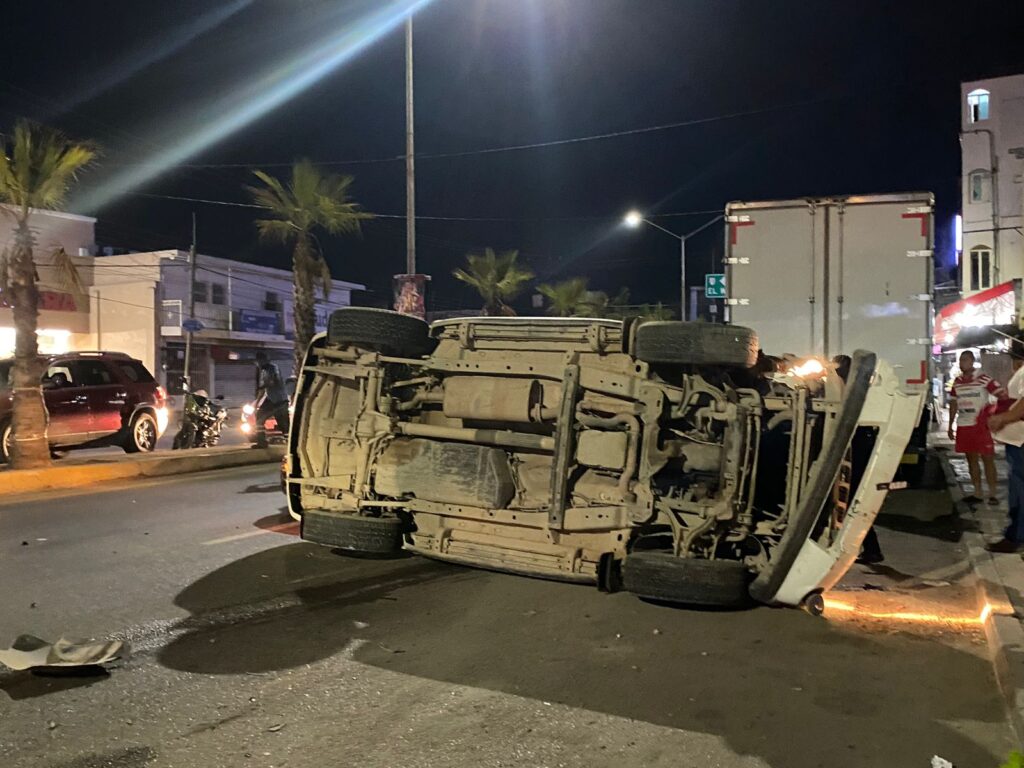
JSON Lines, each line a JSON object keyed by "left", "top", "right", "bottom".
{"left": 960, "top": 73, "right": 1024, "bottom": 296}
{"left": 0, "top": 208, "right": 364, "bottom": 404}
{"left": 0, "top": 206, "right": 98, "bottom": 357}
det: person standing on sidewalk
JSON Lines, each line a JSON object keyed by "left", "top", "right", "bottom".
{"left": 948, "top": 350, "right": 1004, "bottom": 505}
{"left": 984, "top": 345, "right": 1024, "bottom": 552}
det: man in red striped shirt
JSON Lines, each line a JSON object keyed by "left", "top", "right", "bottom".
{"left": 949, "top": 350, "right": 1005, "bottom": 505}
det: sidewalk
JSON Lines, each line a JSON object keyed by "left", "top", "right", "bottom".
{"left": 933, "top": 431, "right": 1024, "bottom": 743}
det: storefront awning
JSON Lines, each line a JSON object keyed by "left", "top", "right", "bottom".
{"left": 934, "top": 280, "right": 1017, "bottom": 347}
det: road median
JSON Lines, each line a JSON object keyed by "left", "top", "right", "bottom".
{"left": 1, "top": 444, "right": 285, "bottom": 497}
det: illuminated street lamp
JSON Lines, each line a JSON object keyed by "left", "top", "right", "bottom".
{"left": 622, "top": 209, "right": 724, "bottom": 320}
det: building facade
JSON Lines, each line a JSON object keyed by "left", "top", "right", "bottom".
{"left": 93, "top": 250, "right": 362, "bottom": 403}
{"left": 960, "top": 73, "right": 1024, "bottom": 297}
{"left": 0, "top": 206, "right": 98, "bottom": 358}
{"left": 1, "top": 208, "right": 363, "bottom": 405}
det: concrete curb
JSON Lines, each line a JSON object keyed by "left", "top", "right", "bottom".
{"left": 1, "top": 445, "right": 285, "bottom": 497}
{"left": 936, "top": 448, "right": 1024, "bottom": 744}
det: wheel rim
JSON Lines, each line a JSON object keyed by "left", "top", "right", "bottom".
{"left": 135, "top": 418, "right": 156, "bottom": 451}
{"left": 1, "top": 425, "right": 11, "bottom": 458}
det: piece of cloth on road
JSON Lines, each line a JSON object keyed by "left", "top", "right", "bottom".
{"left": 0, "top": 634, "right": 126, "bottom": 670}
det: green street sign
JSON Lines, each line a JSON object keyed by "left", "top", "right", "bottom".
{"left": 705, "top": 273, "right": 726, "bottom": 299}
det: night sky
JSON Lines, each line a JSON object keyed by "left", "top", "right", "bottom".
{"left": 2, "top": 0, "right": 1023, "bottom": 312}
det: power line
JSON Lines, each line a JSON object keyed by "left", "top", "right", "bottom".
{"left": 104, "top": 97, "right": 824, "bottom": 170}
{"left": 129, "top": 191, "right": 721, "bottom": 222}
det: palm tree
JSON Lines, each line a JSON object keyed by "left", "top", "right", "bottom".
{"left": 583, "top": 286, "right": 631, "bottom": 318}
{"left": 0, "top": 120, "right": 94, "bottom": 468}
{"left": 537, "top": 278, "right": 591, "bottom": 317}
{"left": 453, "top": 248, "right": 533, "bottom": 316}
{"left": 636, "top": 302, "right": 675, "bottom": 321}
{"left": 246, "top": 160, "right": 372, "bottom": 372}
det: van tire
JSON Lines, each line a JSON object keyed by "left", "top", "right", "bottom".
{"left": 634, "top": 322, "right": 758, "bottom": 367}
{"left": 623, "top": 552, "right": 752, "bottom": 608}
{"left": 327, "top": 308, "right": 434, "bottom": 358}
{"left": 302, "top": 511, "right": 404, "bottom": 555}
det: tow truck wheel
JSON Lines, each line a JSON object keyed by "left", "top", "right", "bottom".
{"left": 623, "top": 552, "right": 752, "bottom": 608}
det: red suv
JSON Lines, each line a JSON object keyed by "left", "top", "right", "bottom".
{"left": 0, "top": 352, "right": 168, "bottom": 462}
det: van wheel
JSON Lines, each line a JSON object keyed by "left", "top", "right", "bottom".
{"left": 634, "top": 322, "right": 758, "bottom": 367}
{"left": 623, "top": 552, "right": 753, "bottom": 608}
{"left": 301, "top": 511, "right": 404, "bottom": 555}
{"left": 327, "top": 308, "right": 435, "bottom": 358}
{"left": 124, "top": 412, "right": 158, "bottom": 453}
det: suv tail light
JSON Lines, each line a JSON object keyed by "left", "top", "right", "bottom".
{"left": 156, "top": 385, "right": 168, "bottom": 404}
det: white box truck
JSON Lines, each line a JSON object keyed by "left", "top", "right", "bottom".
{"left": 724, "top": 192, "right": 933, "bottom": 480}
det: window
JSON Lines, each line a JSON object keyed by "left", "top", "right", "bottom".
{"left": 193, "top": 281, "right": 208, "bottom": 304}
{"left": 68, "top": 360, "right": 114, "bottom": 387}
{"left": 118, "top": 361, "right": 155, "bottom": 383}
{"left": 211, "top": 283, "right": 226, "bottom": 305}
{"left": 969, "top": 170, "right": 991, "bottom": 203}
{"left": 967, "top": 88, "right": 990, "bottom": 122}
{"left": 969, "top": 246, "right": 993, "bottom": 291}
{"left": 44, "top": 364, "right": 74, "bottom": 386}
{"left": 264, "top": 291, "right": 281, "bottom": 311}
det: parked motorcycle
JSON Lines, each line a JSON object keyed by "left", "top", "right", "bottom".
{"left": 172, "top": 384, "right": 228, "bottom": 449}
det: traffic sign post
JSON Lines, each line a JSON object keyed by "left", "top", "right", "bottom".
{"left": 705, "top": 273, "right": 726, "bottom": 299}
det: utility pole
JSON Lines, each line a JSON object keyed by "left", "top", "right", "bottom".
{"left": 405, "top": 14, "right": 416, "bottom": 275}
{"left": 182, "top": 212, "right": 197, "bottom": 394}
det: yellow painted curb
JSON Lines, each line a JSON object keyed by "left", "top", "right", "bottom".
{"left": 1, "top": 446, "right": 284, "bottom": 496}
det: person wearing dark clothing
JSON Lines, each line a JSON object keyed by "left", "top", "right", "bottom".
{"left": 254, "top": 351, "right": 290, "bottom": 448}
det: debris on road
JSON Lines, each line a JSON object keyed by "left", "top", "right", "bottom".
{"left": 931, "top": 756, "right": 954, "bottom": 768}
{"left": 0, "top": 634, "right": 127, "bottom": 671}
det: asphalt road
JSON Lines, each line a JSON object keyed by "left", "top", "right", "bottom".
{"left": 0, "top": 462, "right": 1016, "bottom": 767}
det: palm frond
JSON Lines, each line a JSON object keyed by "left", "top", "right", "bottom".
{"left": 50, "top": 247, "right": 86, "bottom": 298}
{"left": 0, "top": 120, "right": 95, "bottom": 211}
{"left": 537, "top": 277, "right": 589, "bottom": 316}
{"left": 254, "top": 218, "right": 298, "bottom": 245}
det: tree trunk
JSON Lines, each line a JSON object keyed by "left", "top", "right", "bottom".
{"left": 9, "top": 216, "right": 51, "bottom": 469}
{"left": 291, "top": 236, "right": 316, "bottom": 376}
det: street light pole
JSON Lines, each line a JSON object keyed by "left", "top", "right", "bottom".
{"left": 405, "top": 14, "right": 416, "bottom": 276}
{"left": 182, "top": 211, "right": 197, "bottom": 393}
{"left": 623, "top": 211, "right": 724, "bottom": 320}
{"left": 679, "top": 236, "right": 686, "bottom": 320}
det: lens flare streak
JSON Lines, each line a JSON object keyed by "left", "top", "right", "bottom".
{"left": 823, "top": 595, "right": 991, "bottom": 626}
{"left": 75, "top": 0, "right": 433, "bottom": 213}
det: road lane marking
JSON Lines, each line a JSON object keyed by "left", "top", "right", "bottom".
{"left": 202, "top": 521, "right": 298, "bottom": 546}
